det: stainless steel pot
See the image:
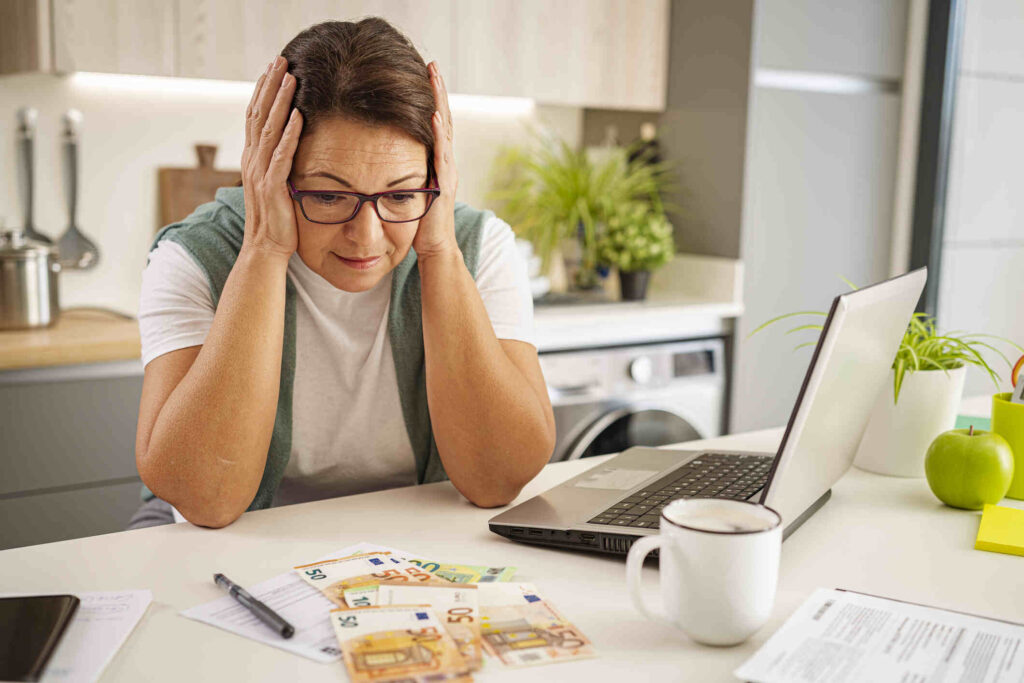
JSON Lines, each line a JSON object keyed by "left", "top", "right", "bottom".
{"left": 0, "top": 227, "right": 61, "bottom": 329}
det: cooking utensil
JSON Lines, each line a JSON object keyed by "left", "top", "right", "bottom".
{"left": 56, "top": 109, "right": 99, "bottom": 270}
{"left": 16, "top": 107, "right": 52, "bottom": 245}
{"left": 157, "top": 144, "right": 240, "bottom": 232}
{"left": 0, "top": 221, "right": 61, "bottom": 330}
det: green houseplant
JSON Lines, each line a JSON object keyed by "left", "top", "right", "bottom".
{"left": 595, "top": 201, "right": 675, "bottom": 300}
{"left": 489, "top": 135, "right": 673, "bottom": 289}
{"left": 752, "top": 300, "right": 1022, "bottom": 477}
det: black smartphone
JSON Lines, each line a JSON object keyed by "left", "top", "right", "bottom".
{"left": 0, "top": 594, "right": 80, "bottom": 682}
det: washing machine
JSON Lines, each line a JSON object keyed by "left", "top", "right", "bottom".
{"left": 540, "top": 337, "right": 726, "bottom": 462}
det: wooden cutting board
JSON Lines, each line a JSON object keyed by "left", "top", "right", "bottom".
{"left": 157, "top": 144, "right": 241, "bottom": 232}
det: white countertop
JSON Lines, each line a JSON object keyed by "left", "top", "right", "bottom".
{"left": 533, "top": 254, "right": 744, "bottom": 352}
{"left": 1, "top": 418, "right": 1018, "bottom": 682}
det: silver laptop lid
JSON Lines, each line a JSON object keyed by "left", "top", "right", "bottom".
{"left": 761, "top": 268, "right": 927, "bottom": 527}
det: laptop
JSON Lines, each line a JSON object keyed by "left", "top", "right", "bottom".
{"left": 489, "top": 268, "right": 927, "bottom": 553}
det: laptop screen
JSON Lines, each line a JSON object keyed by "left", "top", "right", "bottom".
{"left": 760, "top": 268, "right": 927, "bottom": 527}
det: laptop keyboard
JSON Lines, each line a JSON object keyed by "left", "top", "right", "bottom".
{"left": 587, "top": 453, "right": 773, "bottom": 528}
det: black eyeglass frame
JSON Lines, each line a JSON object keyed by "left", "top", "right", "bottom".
{"left": 286, "top": 179, "right": 441, "bottom": 225}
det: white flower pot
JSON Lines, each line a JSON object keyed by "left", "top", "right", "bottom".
{"left": 853, "top": 365, "right": 967, "bottom": 478}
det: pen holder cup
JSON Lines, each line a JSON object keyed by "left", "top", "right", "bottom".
{"left": 992, "top": 392, "right": 1024, "bottom": 500}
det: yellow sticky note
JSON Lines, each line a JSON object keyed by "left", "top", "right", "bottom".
{"left": 975, "top": 504, "right": 1024, "bottom": 557}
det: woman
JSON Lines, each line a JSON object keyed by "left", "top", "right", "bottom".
{"left": 130, "top": 18, "right": 555, "bottom": 529}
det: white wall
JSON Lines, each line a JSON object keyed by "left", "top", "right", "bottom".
{"left": 938, "top": 0, "right": 1024, "bottom": 398}
{"left": 0, "top": 72, "right": 580, "bottom": 314}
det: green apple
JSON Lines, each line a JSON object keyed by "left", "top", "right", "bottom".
{"left": 925, "top": 427, "right": 1014, "bottom": 510}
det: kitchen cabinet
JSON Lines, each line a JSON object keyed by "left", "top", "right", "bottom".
{"left": 453, "top": 0, "right": 669, "bottom": 110}
{"left": 3, "top": 0, "right": 668, "bottom": 110}
{"left": 0, "top": 0, "right": 52, "bottom": 73}
{"left": 176, "top": 0, "right": 455, "bottom": 83}
{"left": 0, "top": 361, "right": 144, "bottom": 550}
{"left": 51, "top": 0, "right": 177, "bottom": 76}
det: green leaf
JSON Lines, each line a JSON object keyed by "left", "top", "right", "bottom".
{"left": 893, "top": 357, "right": 906, "bottom": 404}
{"left": 748, "top": 311, "right": 827, "bottom": 338}
{"left": 837, "top": 275, "right": 860, "bottom": 291}
{"left": 784, "top": 324, "right": 824, "bottom": 335}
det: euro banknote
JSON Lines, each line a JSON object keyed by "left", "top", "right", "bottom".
{"left": 332, "top": 543, "right": 516, "bottom": 585}
{"left": 377, "top": 583, "right": 483, "bottom": 671}
{"left": 343, "top": 584, "right": 378, "bottom": 608}
{"left": 330, "top": 605, "right": 472, "bottom": 682}
{"left": 406, "top": 560, "right": 516, "bottom": 584}
{"left": 294, "top": 552, "right": 454, "bottom": 607}
{"left": 478, "top": 583, "right": 596, "bottom": 667}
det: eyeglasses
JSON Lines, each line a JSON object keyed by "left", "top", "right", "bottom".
{"left": 287, "top": 180, "right": 440, "bottom": 224}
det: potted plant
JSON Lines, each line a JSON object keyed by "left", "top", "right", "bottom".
{"left": 489, "top": 135, "right": 673, "bottom": 290}
{"left": 752, "top": 306, "right": 1022, "bottom": 477}
{"left": 595, "top": 201, "right": 675, "bottom": 301}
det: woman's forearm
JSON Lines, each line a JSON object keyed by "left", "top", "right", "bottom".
{"left": 138, "top": 248, "right": 289, "bottom": 526}
{"left": 419, "top": 249, "right": 555, "bottom": 507}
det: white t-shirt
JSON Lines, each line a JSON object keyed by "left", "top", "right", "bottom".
{"left": 138, "top": 216, "right": 534, "bottom": 513}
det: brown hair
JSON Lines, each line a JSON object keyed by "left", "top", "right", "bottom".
{"left": 281, "top": 18, "right": 435, "bottom": 168}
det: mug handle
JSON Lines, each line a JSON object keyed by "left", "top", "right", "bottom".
{"left": 626, "top": 535, "right": 671, "bottom": 624}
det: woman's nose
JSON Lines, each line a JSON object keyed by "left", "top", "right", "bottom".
{"left": 344, "top": 200, "right": 384, "bottom": 246}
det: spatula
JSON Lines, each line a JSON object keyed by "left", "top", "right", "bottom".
{"left": 56, "top": 109, "right": 100, "bottom": 270}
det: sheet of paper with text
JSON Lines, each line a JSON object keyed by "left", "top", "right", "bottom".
{"left": 736, "top": 587, "right": 1024, "bottom": 683}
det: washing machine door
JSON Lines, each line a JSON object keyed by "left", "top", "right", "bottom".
{"left": 563, "top": 404, "right": 703, "bottom": 460}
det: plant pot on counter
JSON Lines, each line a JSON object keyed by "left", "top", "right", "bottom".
{"left": 853, "top": 365, "right": 967, "bottom": 477}
{"left": 619, "top": 270, "right": 651, "bottom": 301}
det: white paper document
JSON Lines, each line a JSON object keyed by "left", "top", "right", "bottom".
{"left": 0, "top": 590, "right": 153, "bottom": 683}
{"left": 180, "top": 542, "right": 412, "bottom": 663}
{"left": 736, "top": 588, "right": 1024, "bottom": 683}
{"left": 180, "top": 571, "right": 340, "bottom": 663}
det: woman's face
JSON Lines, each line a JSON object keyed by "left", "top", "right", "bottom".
{"left": 289, "top": 116, "right": 429, "bottom": 292}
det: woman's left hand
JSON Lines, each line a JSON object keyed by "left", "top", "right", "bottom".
{"left": 412, "top": 61, "right": 459, "bottom": 260}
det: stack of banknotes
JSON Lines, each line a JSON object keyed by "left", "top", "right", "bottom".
{"left": 292, "top": 543, "right": 595, "bottom": 681}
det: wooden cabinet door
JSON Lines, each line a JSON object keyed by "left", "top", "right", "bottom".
{"left": 580, "top": 0, "right": 668, "bottom": 111}
{"left": 453, "top": 0, "right": 589, "bottom": 105}
{"left": 177, "top": 0, "right": 291, "bottom": 81}
{"left": 51, "top": 0, "right": 176, "bottom": 76}
{"left": 178, "top": 0, "right": 453, "bottom": 83}
{"left": 454, "top": 0, "right": 668, "bottom": 110}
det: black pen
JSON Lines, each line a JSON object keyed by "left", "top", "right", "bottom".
{"left": 214, "top": 573, "right": 295, "bottom": 639}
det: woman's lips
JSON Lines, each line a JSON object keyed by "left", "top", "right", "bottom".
{"left": 334, "top": 253, "right": 383, "bottom": 270}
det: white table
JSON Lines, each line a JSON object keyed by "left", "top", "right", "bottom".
{"left": 1, "top": 426, "right": 1021, "bottom": 682}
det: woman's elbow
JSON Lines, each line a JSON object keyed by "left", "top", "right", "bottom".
{"left": 466, "top": 488, "right": 520, "bottom": 509}
{"left": 136, "top": 448, "right": 248, "bottom": 529}
{"left": 180, "top": 503, "right": 245, "bottom": 529}
{"left": 465, "top": 447, "right": 552, "bottom": 508}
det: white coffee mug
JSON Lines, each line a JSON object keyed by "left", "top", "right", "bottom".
{"left": 625, "top": 498, "right": 782, "bottom": 646}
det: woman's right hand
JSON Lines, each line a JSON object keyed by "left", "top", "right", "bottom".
{"left": 240, "top": 56, "right": 304, "bottom": 261}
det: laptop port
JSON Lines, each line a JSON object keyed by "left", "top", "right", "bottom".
{"left": 510, "top": 528, "right": 525, "bottom": 535}
{"left": 527, "top": 529, "right": 543, "bottom": 536}
{"left": 580, "top": 533, "right": 596, "bottom": 541}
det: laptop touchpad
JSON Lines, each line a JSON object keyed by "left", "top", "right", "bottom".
{"left": 574, "top": 467, "right": 659, "bottom": 490}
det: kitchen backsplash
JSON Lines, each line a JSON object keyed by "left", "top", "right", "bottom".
{"left": 0, "top": 72, "right": 580, "bottom": 314}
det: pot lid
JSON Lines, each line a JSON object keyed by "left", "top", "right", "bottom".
{"left": 0, "top": 226, "right": 57, "bottom": 259}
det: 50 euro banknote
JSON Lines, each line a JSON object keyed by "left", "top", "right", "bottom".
{"left": 294, "top": 552, "right": 455, "bottom": 607}
{"left": 478, "top": 583, "right": 596, "bottom": 667}
{"left": 330, "top": 604, "right": 472, "bottom": 683}
{"left": 377, "top": 583, "right": 483, "bottom": 671}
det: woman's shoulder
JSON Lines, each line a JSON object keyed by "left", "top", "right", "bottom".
{"left": 150, "top": 187, "right": 247, "bottom": 300}
{"left": 152, "top": 187, "right": 245, "bottom": 254}
{"left": 452, "top": 201, "right": 496, "bottom": 233}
